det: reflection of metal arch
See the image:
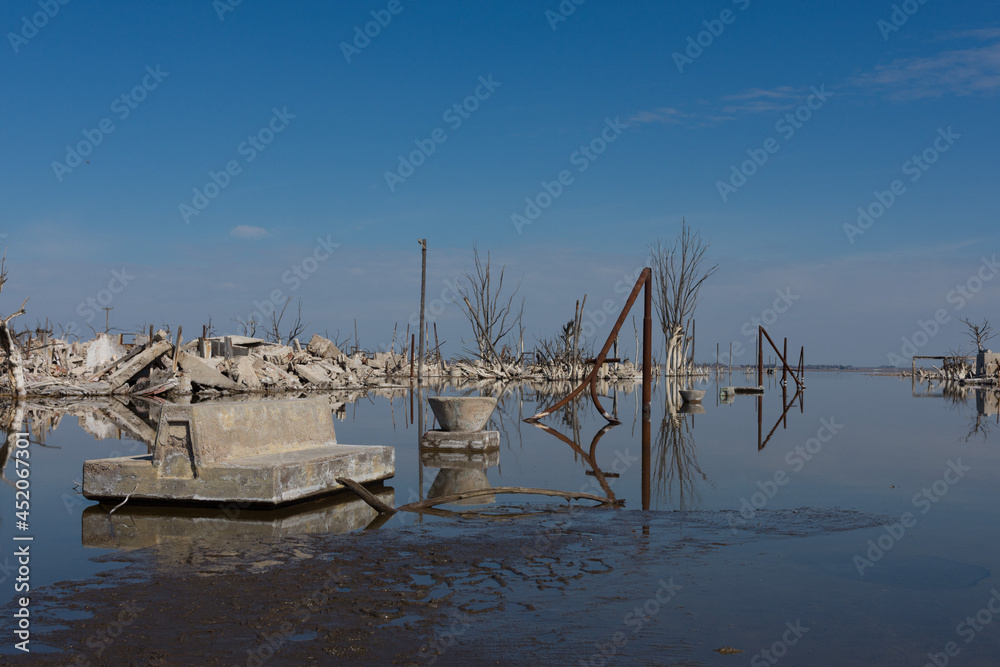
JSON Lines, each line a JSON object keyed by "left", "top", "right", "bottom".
{"left": 525, "top": 269, "right": 653, "bottom": 424}
{"left": 528, "top": 421, "right": 619, "bottom": 500}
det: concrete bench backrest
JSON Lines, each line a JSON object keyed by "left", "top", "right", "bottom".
{"left": 153, "top": 398, "right": 337, "bottom": 474}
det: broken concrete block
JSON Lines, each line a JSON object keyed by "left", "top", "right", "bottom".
{"left": 307, "top": 334, "right": 342, "bottom": 360}
{"left": 107, "top": 341, "right": 172, "bottom": 389}
{"left": 177, "top": 352, "right": 241, "bottom": 391}
{"left": 294, "top": 364, "right": 329, "bottom": 385}
{"left": 233, "top": 356, "right": 262, "bottom": 390}
{"left": 85, "top": 334, "right": 128, "bottom": 372}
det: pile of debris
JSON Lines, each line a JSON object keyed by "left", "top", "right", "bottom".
{"left": 4, "top": 332, "right": 419, "bottom": 398}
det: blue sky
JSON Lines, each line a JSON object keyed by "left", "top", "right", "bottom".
{"left": 2, "top": 0, "right": 999, "bottom": 366}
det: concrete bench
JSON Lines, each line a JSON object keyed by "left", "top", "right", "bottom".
{"left": 83, "top": 398, "right": 394, "bottom": 507}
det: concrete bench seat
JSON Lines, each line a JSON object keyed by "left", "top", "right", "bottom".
{"left": 83, "top": 398, "right": 394, "bottom": 507}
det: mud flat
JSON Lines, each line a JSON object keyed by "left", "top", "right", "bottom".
{"left": 18, "top": 506, "right": 888, "bottom": 665}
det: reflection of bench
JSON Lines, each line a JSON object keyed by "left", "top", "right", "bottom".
{"left": 83, "top": 398, "right": 394, "bottom": 507}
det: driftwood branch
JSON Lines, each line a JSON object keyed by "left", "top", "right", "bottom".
{"left": 396, "top": 486, "right": 623, "bottom": 513}
{"left": 336, "top": 477, "right": 397, "bottom": 515}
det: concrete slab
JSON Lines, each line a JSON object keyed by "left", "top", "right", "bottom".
{"left": 420, "top": 429, "right": 500, "bottom": 451}
{"left": 82, "top": 398, "right": 395, "bottom": 507}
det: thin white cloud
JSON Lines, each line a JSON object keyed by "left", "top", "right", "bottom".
{"left": 628, "top": 107, "right": 689, "bottom": 125}
{"left": 854, "top": 39, "right": 1000, "bottom": 99}
{"left": 230, "top": 225, "right": 269, "bottom": 240}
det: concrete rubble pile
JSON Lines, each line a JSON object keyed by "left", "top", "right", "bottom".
{"left": 3, "top": 332, "right": 418, "bottom": 398}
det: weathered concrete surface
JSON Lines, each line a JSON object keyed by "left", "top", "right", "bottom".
{"left": 107, "top": 341, "right": 172, "bottom": 389}
{"left": 419, "top": 429, "right": 500, "bottom": 451}
{"left": 977, "top": 351, "right": 1000, "bottom": 378}
{"left": 177, "top": 352, "right": 241, "bottom": 391}
{"left": 82, "top": 398, "right": 395, "bottom": 506}
{"left": 81, "top": 487, "right": 394, "bottom": 549}
{"left": 232, "top": 356, "right": 262, "bottom": 390}
{"left": 307, "top": 333, "right": 343, "bottom": 360}
{"left": 85, "top": 334, "right": 127, "bottom": 372}
{"left": 428, "top": 396, "right": 497, "bottom": 432}
{"left": 420, "top": 447, "right": 499, "bottom": 470}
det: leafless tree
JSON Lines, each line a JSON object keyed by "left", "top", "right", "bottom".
{"left": 265, "top": 297, "right": 309, "bottom": 345}
{"left": 649, "top": 219, "right": 718, "bottom": 376}
{"left": 959, "top": 317, "right": 996, "bottom": 352}
{"left": 0, "top": 255, "right": 28, "bottom": 398}
{"left": 457, "top": 245, "right": 524, "bottom": 365}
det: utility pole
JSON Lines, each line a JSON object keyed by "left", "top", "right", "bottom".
{"left": 417, "top": 239, "right": 427, "bottom": 385}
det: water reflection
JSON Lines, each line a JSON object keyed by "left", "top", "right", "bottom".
{"left": 81, "top": 487, "right": 395, "bottom": 550}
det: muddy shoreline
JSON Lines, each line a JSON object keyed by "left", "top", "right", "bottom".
{"left": 13, "top": 506, "right": 888, "bottom": 666}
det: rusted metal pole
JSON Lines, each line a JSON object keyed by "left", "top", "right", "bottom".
{"left": 782, "top": 337, "right": 787, "bottom": 385}
{"left": 643, "top": 272, "right": 652, "bottom": 419}
{"left": 757, "top": 330, "right": 762, "bottom": 387}
{"left": 642, "top": 272, "right": 652, "bottom": 511}
{"left": 758, "top": 326, "right": 803, "bottom": 389}
{"left": 417, "top": 239, "right": 427, "bottom": 386}
{"left": 526, "top": 268, "right": 651, "bottom": 422}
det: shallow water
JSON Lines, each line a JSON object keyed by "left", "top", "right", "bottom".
{"left": 2, "top": 372, "right": 1000, "bottom": 663}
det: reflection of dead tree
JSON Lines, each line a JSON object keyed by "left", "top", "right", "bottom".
{"left": 0, "top": 256, "right": 29, "bottom": 398}
{"left": 653, "top": 402, "right": 710, "bottom": 510}
{"left": 650, "top": 220, "right": 717, "bottom": 376}
{"left": 458, "top": 245, "right": 524, "bottom": 366}
{"left": 0, "top": 400, "right": 26, "bottom": 487}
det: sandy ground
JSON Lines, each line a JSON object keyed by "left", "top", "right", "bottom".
{"left": 10, "top": 505, "right": 887, "bottom": 666}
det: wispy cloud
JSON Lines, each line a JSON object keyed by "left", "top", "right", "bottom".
{"left": 853, "top": 39, "right": 1000, "bottom": 99}
{"left": 630, "top": 85, "right": 815, "bottom": 126}
{"left": 230, "top": 225, "right": 269, "bottom": 240}
{"left": 628, "top": 107, "right": 689, "bottom": 125}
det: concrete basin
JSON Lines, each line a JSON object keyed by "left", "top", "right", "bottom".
{"left": 428, "top": 396, "right": 497, "bottom": 432}
{"left": 679, "top": 389, "right": 705, "bottom": 404}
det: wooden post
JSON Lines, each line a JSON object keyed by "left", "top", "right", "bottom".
{"left": 728, "top": 342, "right": 732, "bottom": 379}
{"left": 417, "top": 239, "right": 427, "bottom": 385}
{"left": 410, "top": 333, "right": 415, "bottom": 380}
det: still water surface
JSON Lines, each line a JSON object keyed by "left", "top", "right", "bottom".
{"left": 2, "top": 371, "right": 999, "bottom": 663}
